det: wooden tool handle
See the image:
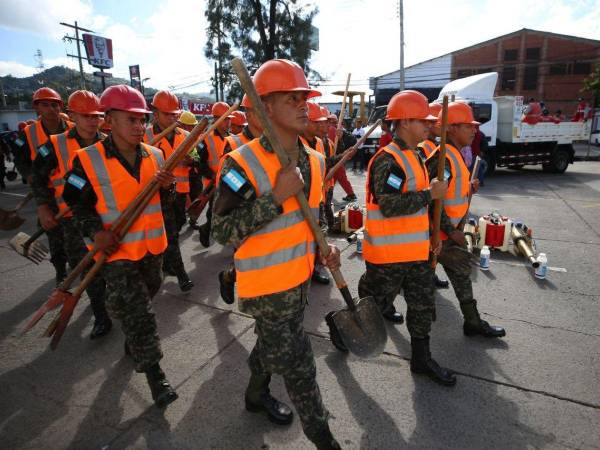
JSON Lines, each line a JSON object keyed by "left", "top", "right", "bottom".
{"left": 231, "top": 58, "right": 350, "bottom": 291}
{"left": 332, "top": 73, "right": 351, "bottom": 153}
{"left": 12, "top": 192, "right": 34, "bottom": 212}
{"left": 431, "top": 96, "right": 449, "bottom": 267}
{"left": 148, "top": 121, "right": 179, "bottom": 145}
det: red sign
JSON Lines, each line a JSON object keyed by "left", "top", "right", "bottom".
{"left": 183, "top": 100, "right": 213, "bottom": 115}
{"left": 82, "top": 34, "right": 114, "bottom": 69}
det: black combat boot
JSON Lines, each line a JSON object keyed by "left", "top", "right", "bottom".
{"left": 145, "top": 364, "right": 178, "bottom": 409}
{"left": 382, "top": 304, "right": 404, "bottom": 324}
{"left": 325, "top": 312, "right": 348, "bottom": 353}
{"left": 410, "top": 337, "right": 456, "bottom": 386}
{"left": 218, "top": 270, "right": 235, "bottom": 304}
{"left": 245, "top": 373, "right": 293, "bottom": 425}
{"left": 460, "top": 300, "right": 506, "bottom": 338}
{"left": 54, "top": 264, "right": 68, "bottom": 287}
{"left": 90, "top": 315, "right": 112, "bottom": 339}
{"left": 434, "top": 274, "right": 450, "bottom": 289}
{"left": 312, "top": 264, "right": 330, "bottom": 285}
{"left": 198, "top": 223, "right": 210, "bottom": 248}
{"left": 308, "top": 424, "right": 342, "bottom": 450}
{"left": 176, "top": 271, "right": 194, "bottom": 292}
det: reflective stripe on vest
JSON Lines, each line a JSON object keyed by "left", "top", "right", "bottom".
{"left": 419, "top": 140, "right": 436, "bottom": 158}
{"left": 25, "top": 122, "right": 45, "bottom": 160}
{"left": 226, "top": 140, "right": 323, "bottom": 298}
{"left": 50, "top": 131, "right": 81, "bottom": 216}
{"left": 442, "top": 145, "right": 470, "bottom": 233}
{"left": 205, "top": 132, "right": 224, "bottom": 172}
{"left": 77, "top": 141, "right": 167, "bottom": 262}
{"left": 143, "top": 127, "right": 186, "bottom": 192}
{"left": 363, "top": 143, "right": 430, "bottom": 264}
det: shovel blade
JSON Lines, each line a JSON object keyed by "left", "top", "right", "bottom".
{"left": 331, "top": 296, "right": 387, "bottom": 358}
{"left": 9, "top": 232, "right": 48, "bottom": 264}
{"left": 0, "top": 210, "right": 25, "bottom": 230}
{"left": 22, "top": 289, "right": 70, "bottom": 334}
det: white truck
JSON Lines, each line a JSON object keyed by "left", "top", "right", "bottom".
{"left": 363, "top": 72, "right": 591, "bottom": 173}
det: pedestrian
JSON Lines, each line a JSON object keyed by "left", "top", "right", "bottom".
{"left": 352, "top": 90, "right": 456, "bottom": 386}
{"left": 330, "top": 117, "right": 358, "bottom": 201}
{"left": 143, "top": 90, "right": 194, "bottom": 292}
{"left": 470, "top": 126, "right": 489, "bottom": 187}
{"left": 211, "top": 59, "right": 342, "bottom": 449}
{"left": 229, "top": 110, "right": 247, "bottom": 135}
{"left": 426, "top": 102, "right": 506, "bottom": 339}
{"left": 31, "top": 90, "right": 112, "bottom": 339}
{"left": 63, "top": 84, "right": 178, "bottom": 409}
{"left": 351, "top": 119, "right": 366, "bottom": 172}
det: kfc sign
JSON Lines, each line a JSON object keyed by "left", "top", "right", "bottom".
{"left": 82, "top": 34, "right": 114, "bottom": 69}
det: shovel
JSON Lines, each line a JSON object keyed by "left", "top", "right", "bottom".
{"left": 0, "top": 192, "right": 33, "bottom": 230}
{"left": 231, "top": 58, "right": 387, "bottom": 359}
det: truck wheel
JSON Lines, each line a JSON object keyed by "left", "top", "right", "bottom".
{"left": 549, "top": 148, "right": 570, "bottom": 173}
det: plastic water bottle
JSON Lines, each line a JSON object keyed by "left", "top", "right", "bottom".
{"left": 480, "top": 245, "right": 490, "bottom": 270}
{"left": 535, "top": 253, "right": 548, "bottom": 279}
{"left": 356, "top": 232, "right": 364, "bottom": 254}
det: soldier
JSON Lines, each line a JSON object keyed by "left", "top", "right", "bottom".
{"left": 229, "top": 110, "right": 247, "bottom": 135}
{"left": 62, "top": 85, "right": 178, "bottom": 408}
{"left": 31, "top": 90, "right": 112, "bottom": 339}
{"left": 218, "top": 95, "right": 264, "bottom": 305}
{"left": 426, "top": 102, "right": 506, "bottom": 338}
{"left": 197, "top": 101, "right": 233, "bottom": 247}
{"left": 17, "top": 88, "right": 72, "bottom": 284}
{"left": 178, "top": 111, "right": 204, "bottom": 215}
{"left": 211, "top": 59, "right": 342, "bottom": 449}
{"left": 144, "top": 91, "right": 194, "bottom": 292}
{"left": 354, "top": 90, "right": 456, "bottom": 386}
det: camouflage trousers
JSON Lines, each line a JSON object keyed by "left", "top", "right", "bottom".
{"left": 162, "top": 197, "right": 186, "bottom": 275}
{"left": 358, "top": 260, "right": 435, "bottom": 339}
{"left": 102, "top": 253, "right": 164, "bottom": 372}
{"left": 60, "top": 217, "right": 107, "bottom": 320}
{"left": 437, "top": 239, "right": 474, "bottom": 305}
{"left": 173, "top": 192, "right": 187, "bottom": 232}
{"left": 240, "top": 282, "right": 329, "bottom": 441}
{"left": 40, "top": 207, "right": 67, "bottom": 270}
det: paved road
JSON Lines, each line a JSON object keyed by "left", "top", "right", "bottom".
{"left": 1, "top": 161, "right": 599, "bottom": 449}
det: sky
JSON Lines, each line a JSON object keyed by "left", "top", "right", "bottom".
{"left": 1, "top": 0, "right": 599, "bottom": 99}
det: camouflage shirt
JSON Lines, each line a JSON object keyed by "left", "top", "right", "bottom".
{"left": 14, "top": 120, "right": 70, "bottom": 179}
{"left": 425, "top": 139, "right": 464, "bottom": 236}
{"left": 222, "top": 126, "right": 256, "bottom": 156}
{"left": 197, "top": 127, "right": 228, "bottom": 179}
{"left": 63, "top": 135, "right": 171, "bottom": 239}
{"left": 211, "top": 135, "right": 314, "bottom": 310}
{"left": 31, "top": 127, "right": 104, "bottom": 206}
{"left": 368, "top": 136, "right": 432, "bottom": 217}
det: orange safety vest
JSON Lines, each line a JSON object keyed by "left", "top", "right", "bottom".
{"left": 25, "top": 120, "right": 73, "bottom": 161}
{"left": 300, "top": 136, "right": 334, "bottom": 191}
{"left": 48, "top": 131, "right": 91, "bottom": 217}
{"left": 224, "top": 132, "right": 251, "bottom": 151}
{"left": 144, "top": 126, "right": 190, "bottom": 194}
{"left": 225, "top": 139, "right": 325, "bottom": 298}
{"left": 431, "top": 143, "right": 470, "bottom": 240}
{"left": 202, "top": 130, "right": 227, "bottom": 188}
{"left": 418, "top": 139, "right": 436, "bottom": 159}
{"left": 76, "top": 141, "right": 167, "bottom": 263}
{"left": 363, "top": 142, "right": 431, "bottom": 264}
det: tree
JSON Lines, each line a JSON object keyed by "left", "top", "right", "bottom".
{"left": 204, "top": 0, "right": 321, "bottom": 103}
{"left": 582, "top": 64, "right": 600, "bottom": 108}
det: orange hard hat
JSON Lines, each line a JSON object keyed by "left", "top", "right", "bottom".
{"left": 17, "top": 121, "right": 28, "bottom": 130}
{"left": 385, "top": 90, "right": 436, "bottom": 121}
{"left": 241, "top": 94, "right": 252, "bottom": 109}
{"left": 253, "top": 59, "right": 320, "bottom": 98}
{"left": 151, "top": 90, "right": 180, "bottom": 114}
{"left": 444, "top": 101, "right": 480, "bottom": 125}
{"left": 212, "top": 101, "right": 234, "bottom": 118}
{"left": 32, "top": 87, "right": 63, "bottom": 106}
{"left": 428, "top": 102, "right": 442, "bottom": 119}
{"left": 100, "top": 84, "right": 151, "bottom": 114}
{"left": 307, "top": 102, "right": 327, "bottom": 122}
{"left": 68, "top": 90, "right": 102, "bottom": 115}
{"left": 231, "top": 110, "right": 247, "bottom": 126}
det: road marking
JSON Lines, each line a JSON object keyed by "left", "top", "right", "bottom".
{"left": 0, "top": 192, "right": 27, "bottom": 198}
{"left": 490, "top": 259, "right": 567, "bottom": 272}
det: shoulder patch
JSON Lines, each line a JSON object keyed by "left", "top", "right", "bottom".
{"left": 386, "top": 173, "right": 403, "bottom": 190}
{"left": 37, "top": 144, "right": 51, "bottom": 157}
{"left": 444, "top": 168, "right": 451, "bottom": 180}
{"left": 67, "top": 174, "right": 87, "bottom": 190}
{"left": 15, "top": 138, "right": 25, "bottom": 146}
{"left": 222, "top": 168, "right": 246, "bottom": 192}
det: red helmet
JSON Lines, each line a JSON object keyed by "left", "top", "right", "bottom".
{"left": 32, "top": 87, "right": 63, "bottom": 106}
{"left": 17, "top": 121, "right": 28, "bottom": 130}
{"left": 307, "top": 102, "right": 327, "bottom": 122}
{"left": 151, "top": 90, "right": 181, "bottom": 114}
{"left": 385, "top": 90, "right": 436, "bottom": 121}
{"left": 253, "top": 59, "right": 320, "bottom": 98}
{"left": 100, "top": 85, "right": 151, "bottom": 114}
{"left": 230, "top": 110, "right": 247, "bottom": 126}
{"left": 68, "top": 90, "right": 102, "bottom": 115}
{"left": 212, "top": 101, "right": 234, "bottom": 118}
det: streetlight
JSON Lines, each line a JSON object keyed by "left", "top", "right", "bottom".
{"left": 141, "top": 77, "right": 151, "bottom": 95}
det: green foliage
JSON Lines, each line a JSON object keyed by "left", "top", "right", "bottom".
{"left": 204, "top": 0, "right": 321, "bottom": 103}
{"left": 582, "top": 64, "right": 600, "bottom": 107}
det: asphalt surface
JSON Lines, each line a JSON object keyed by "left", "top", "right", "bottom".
{"left": 1, "top": 160, "right": 599, "bottom": 450}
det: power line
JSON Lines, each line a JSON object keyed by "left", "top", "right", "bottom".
{"left": 60, "top": 21, "right": 94, "bottom": 89}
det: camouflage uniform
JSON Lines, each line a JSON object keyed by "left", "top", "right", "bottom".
{"left": 357, "top": 136, "right": 436, "bottom": 338}
{"left": 160, "top": 186, "right": 187, "bottom": 276}
{"left": 211, "top": 136, "right": 330, "bottom": 443}
{"left": 63, "top": 136, "right": 167, "bottom": 371}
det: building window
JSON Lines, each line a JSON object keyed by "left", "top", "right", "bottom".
{"left": 504, "top": 49, "right": 518, "bottom": 61}
{"left": 526, "top": 47, "right": 540, "bottom": 61}
{"left": 549, "top": 63, "right": 568, "bottom": 75}
{"left": 523, "top": 65, "right": 538, "bottom": 90}
{"left": 573, "top": 62, "right": 592, "bottom": 75}
{"left": 501, "top": 66, "right": 516, "bottom": 90}
{"left": 457, "top": 69, "right": 473, "bottom": 78}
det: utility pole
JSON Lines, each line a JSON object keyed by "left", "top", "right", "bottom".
{"left": 217, "top": 27, "right": 224, "bottom": 101}
{"left": 60, "top": 21, "right": 94, "bottom": 90}
{"left": 214, "top": 62, "right": 219, "bottom": 102}
{"left": 398, "top": 0, "right": 405, "bottom": 91}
